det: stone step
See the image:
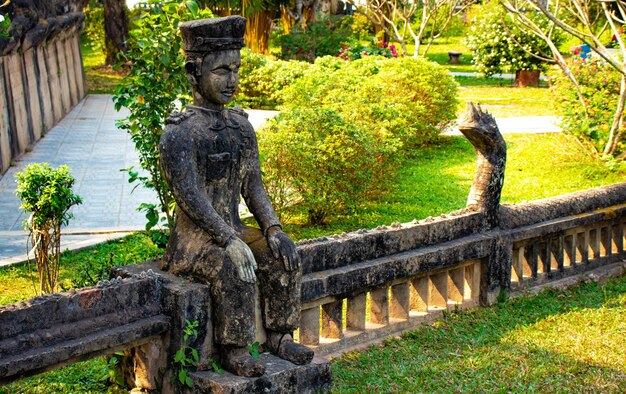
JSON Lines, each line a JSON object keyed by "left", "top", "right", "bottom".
{"left": 187, "top": 355, "right": 331, "bottom": 394}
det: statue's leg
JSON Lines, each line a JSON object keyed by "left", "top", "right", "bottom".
{"left": 209, "top": 249, "right": 266, "bottom": 376}
{"left": 163, "top": 231, "right": 264, "bottom": 377}
{"left": 244, "top": 228, "right": 314, "bottom": 365}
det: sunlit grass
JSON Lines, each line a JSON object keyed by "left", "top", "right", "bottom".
{"left": 81, "top": 40, "right": 126, "bottom": 94}
{"left": 0, "top": 232, "right": 162, "bottom": 306}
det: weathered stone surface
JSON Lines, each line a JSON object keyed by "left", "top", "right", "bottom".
{"left": 501, "top": 183, "right": 626, "bottom": 229}
{"left": 458, "top": 102, "right": 506, "bottom": 231}
{"left": 0, "top": 275, "right": 168, "bottom": 384}
{"left": 188, "top": 355, "right": 331, "bottom": 394}
{"left": 301, "top": 233, "right": 493, "bottom": 303}
{"left": 0, "top": 1, "right": 86, "bottom": 175}
{"left": 298, "top": 211, "right": 484, "bottom": 274}
{"left": 0, "top": 1, "right": 85, "bottom": 56}
{"left": 159, "top": 16, "right": 309, "bottom": 377}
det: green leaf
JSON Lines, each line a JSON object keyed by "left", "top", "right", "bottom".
{"left": 174, "top": 350, "right": 185, "bottom": 363}
{"left": 178, "top": 369, "right": 187, "bottom": 384}
{"left": 185, "top": 0, "right": 199, "bottom": 16}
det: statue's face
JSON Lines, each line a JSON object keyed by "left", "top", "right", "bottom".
{"left": 198, "top": 49, "right": 240, "bottom": 105}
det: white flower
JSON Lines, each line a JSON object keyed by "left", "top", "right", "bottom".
{"left": 0, "top": 15, "right": 4, "bottom": 23}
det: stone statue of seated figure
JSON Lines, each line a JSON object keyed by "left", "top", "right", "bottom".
{"left": 158, "top": 16, "right": 314, "bottom": 377}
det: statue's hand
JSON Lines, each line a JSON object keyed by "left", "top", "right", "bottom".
{"left": 267, "top": 227, "right": 300, "bottom": 272}
{"left": 225, "top": 237, "right": 257, "bottom": 283}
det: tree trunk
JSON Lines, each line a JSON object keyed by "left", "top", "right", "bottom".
{"left": 103, "top": 0, "right": 129, "bottom": 66}
{"left": 513, "top": 70, "right": 540, "bottom": 87}
{"left": 245, "top": 10, "right": 272, "bottom": 54}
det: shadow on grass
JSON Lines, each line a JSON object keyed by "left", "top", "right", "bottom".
{"left": 332, "top": 276, "right": 626, "bottom": 393}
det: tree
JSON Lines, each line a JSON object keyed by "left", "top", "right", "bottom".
{"left": 501, "top": 0, "right": 626, "bottom": 156}
{"left": 200, "top": 0, "right": 290, "bottom": 54}
{"left": 465, "top": 2, "right": 561, "bottom": 86}
{"left": 103, "top": 0, "right": 129, "bottom": 65}
{"left": 345, "top": 0, "right": 475, "bottom": 57}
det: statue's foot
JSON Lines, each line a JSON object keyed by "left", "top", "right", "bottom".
{"left": 221, "top": 346, "right": 265, "bottom": 377}
{"left": 266, "top": 331, "right": 314, "bottom": 365}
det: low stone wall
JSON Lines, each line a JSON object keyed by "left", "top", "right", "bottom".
{"left": 0, "top": 0, "right": 86, "bottom": 175}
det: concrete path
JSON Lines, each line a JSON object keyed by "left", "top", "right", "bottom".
{"left": 0, "top": 94, "right": 561, "bottom": 265}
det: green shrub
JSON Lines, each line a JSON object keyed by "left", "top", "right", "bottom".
{"left": 259, "top": 55, "right": 457, "bottom": 224}
{"left": 259, "top": 108, "right": 381, "bottom": 224}
{"left": 82, "top": 2, "right": 105, "bottom": 51}
{"left": 0, "top": 2, "right": 11, "bottom": 39}
{"left": 465, "top": 3, "right": 558, "bottom": 76}
{"left": 234, "top": 49, "right": 311, "bottom": 109}
{"left": 551, "top": 57, "right": 624, "bottom": 156}
{"left": 112, "top": 0, "right": 213, "bottom": 238}
{"left": 280, "top": 56, "right": 458, "bottom": 149}
{"left": 15, "top": 163, "right": 82, "bottom": 294}
{"left": 275, "top": 17, "right": 355, "bottom": 62}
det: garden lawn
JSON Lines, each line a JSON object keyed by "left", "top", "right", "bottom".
{"left": 332, "top": 275, "right": 626, "bottom": 393}
{"left": 0, "top": 232, "right": 161, "bottom": 306}
{"left": 81, "top": 41, "right": 126, "bottom": 94}
{"left": 423, "top": 36, "right": 474, "bottom": 73}
{"left": 455, "top": 77, "right": 555, "bottom": 117}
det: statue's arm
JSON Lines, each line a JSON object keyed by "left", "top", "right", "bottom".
{"left": 159, "top": 125, "right": 237, "bottom": 247}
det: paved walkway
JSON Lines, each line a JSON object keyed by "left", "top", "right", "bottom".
{"left": 0, "top": 94, "right": 561, "bottom": 265}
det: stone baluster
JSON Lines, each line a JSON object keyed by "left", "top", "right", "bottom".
{"left": 550, "top": 237, "right": 563, "bottom": 272}
{"left": 448, "top": 268, "right": 464, "bottom": 306}
{"left": 511, "top": 246, "right": 522, "bottom": 284}
{"left": 346, "top": 293, "right": 367, "bottom": 332}
{"left": 299, "top": 306, "right": 320, "bottom": 346}
{"left": 600, "top": 226, "right": 611, "bottom": 257}
{"left": 564, "top": 233, "right": 575, "bottom": 268}
{"left": 410, "top": 277, "right": 429, "bottom": 315}
{"left": 429, "top": 272, "right": 448, "bottom": 311}
{"left": 321, "top": 301, "right": 343, "bottom": 340}
{"left": 589, "top": 228, "right": 600, "bottom": 260}
{"left": 466, "top": 260, "right": 481, "bottom": 302}
{"left": 369, "top": 287, "right": 389, "bottom": 326}
{"left": 612, "top": 222, "right": 624, "bottom": 254}
{"left": 576, "top": 231, "right": 588, "bottom": 264}
{"left": 390, "top": 282, "right": 410, "bottom": 320}
{"left": 524, "top": 243, "right": 538, "bottom": 278}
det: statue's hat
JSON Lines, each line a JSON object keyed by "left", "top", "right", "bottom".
{"left": 180, "top": 16, "right": 246, "bottom": 53}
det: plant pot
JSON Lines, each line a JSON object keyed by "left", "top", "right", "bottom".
{"left": 513, "top": 70, "right": 540, "bottom": 87}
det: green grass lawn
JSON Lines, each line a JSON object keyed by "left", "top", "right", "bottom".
{"left": 423, "top": 36, "right": 474, "bottom": 73}
{"left": 333, "top": 275, "right": 626, "bottom": 393}
{"left": 81, "top": 41, "right": 126, "bottom": 94}
{"left": 456, "top": 82, "right": 555, "bottom": 118}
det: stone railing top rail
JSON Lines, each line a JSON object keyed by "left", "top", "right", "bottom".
{"left": 0, "top": 0, "right": 85, "bottom": 55}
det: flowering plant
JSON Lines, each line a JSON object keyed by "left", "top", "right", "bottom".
{"left": 551, "top": 57, "right": 624, "bottom": 156}
{"left": 337, "top": 37, "right": 400, "bottom": 61}
{"left": 465, "top": 3, "right": 558, "bottom": 76}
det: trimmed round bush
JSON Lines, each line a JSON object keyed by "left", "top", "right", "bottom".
{"left": 258, "top": 55, "right": 458, "bottom": 224}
